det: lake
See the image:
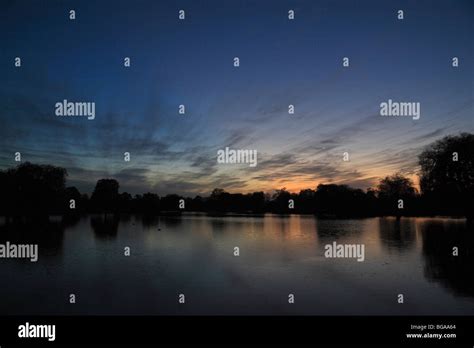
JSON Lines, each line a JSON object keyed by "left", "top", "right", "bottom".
{"left": 0, "top": 214, "right": 473, "bottom": 315}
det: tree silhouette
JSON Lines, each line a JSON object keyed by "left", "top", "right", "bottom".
{"left": 248, "top": 191, "right": 265, "bottom": 213}
{"left": 0, "top": 134, "right": 472, "bottom": 218}
{"left": 377, "top": 174, "right": 417, "bottom": 218}
{"left": 209, "top": 188, "right": 229, "bottom": 212}
{"left": 270, "top": 188, "right": 294, "bottom": 213}
{"left": 314, "top": 184, "right": 370, "bottom": 217}
{"left": 161, "top": 194, "right": 181, "bottom": 212}
{"left": 65, "top": 186, "right": 88, "bottom": 214}
{"left": 297, "top": 189, "right": 316, "bottom": 214}
{"left": 0, "top": 162, "right": 67, "bottom": 217}
{"left": 90, "top": 179, "right": 120, "bottom": 216}
{"left": 419, "top": 133, "right": 474, "bottom": 219}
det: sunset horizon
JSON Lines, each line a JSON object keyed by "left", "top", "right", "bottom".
{"left": 1, "top": 1, "right": 472, "bottom": 198}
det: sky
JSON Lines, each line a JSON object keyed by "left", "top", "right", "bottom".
{"left": 0, "top": 0, "right": 473, "bottom": 196}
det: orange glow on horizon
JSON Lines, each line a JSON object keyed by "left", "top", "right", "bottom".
{"left": 223, "top": 172, "right": 421, "bottom": 195}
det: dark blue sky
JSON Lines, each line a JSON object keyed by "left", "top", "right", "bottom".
{"left": 1, "top": 0, "right": 472, "bottom": 195}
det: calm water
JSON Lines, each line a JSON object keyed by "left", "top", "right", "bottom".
{"left": 0, "top": 214, "right": 473, "bottom": 315}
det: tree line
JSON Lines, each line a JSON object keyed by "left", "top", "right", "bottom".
{"left": 0, "top": 133, "right": 472, "bottom": 219}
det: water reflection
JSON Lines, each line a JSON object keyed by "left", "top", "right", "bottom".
{"left": 140, "top": 215, "right": 183, "bottom": 230}
{"left": 140, "top": 214, "right": 160, "bottom": 229}
{"left": 378, "top": 218, "right": 417, "bottom": 253}
{"left": 0, "top": 216, "right": 79, "bottom": 258}
{"left": 420, "top": 219, "right": 474, "bottom": 297}
{"left": 0, "top": 214, "right": 473, "bottom": 315}
{"left": 90, "top": 215, "right": 119, "bottom": 239}
{"left": 315, "top": 218, "right": 366, "bottom": 242}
